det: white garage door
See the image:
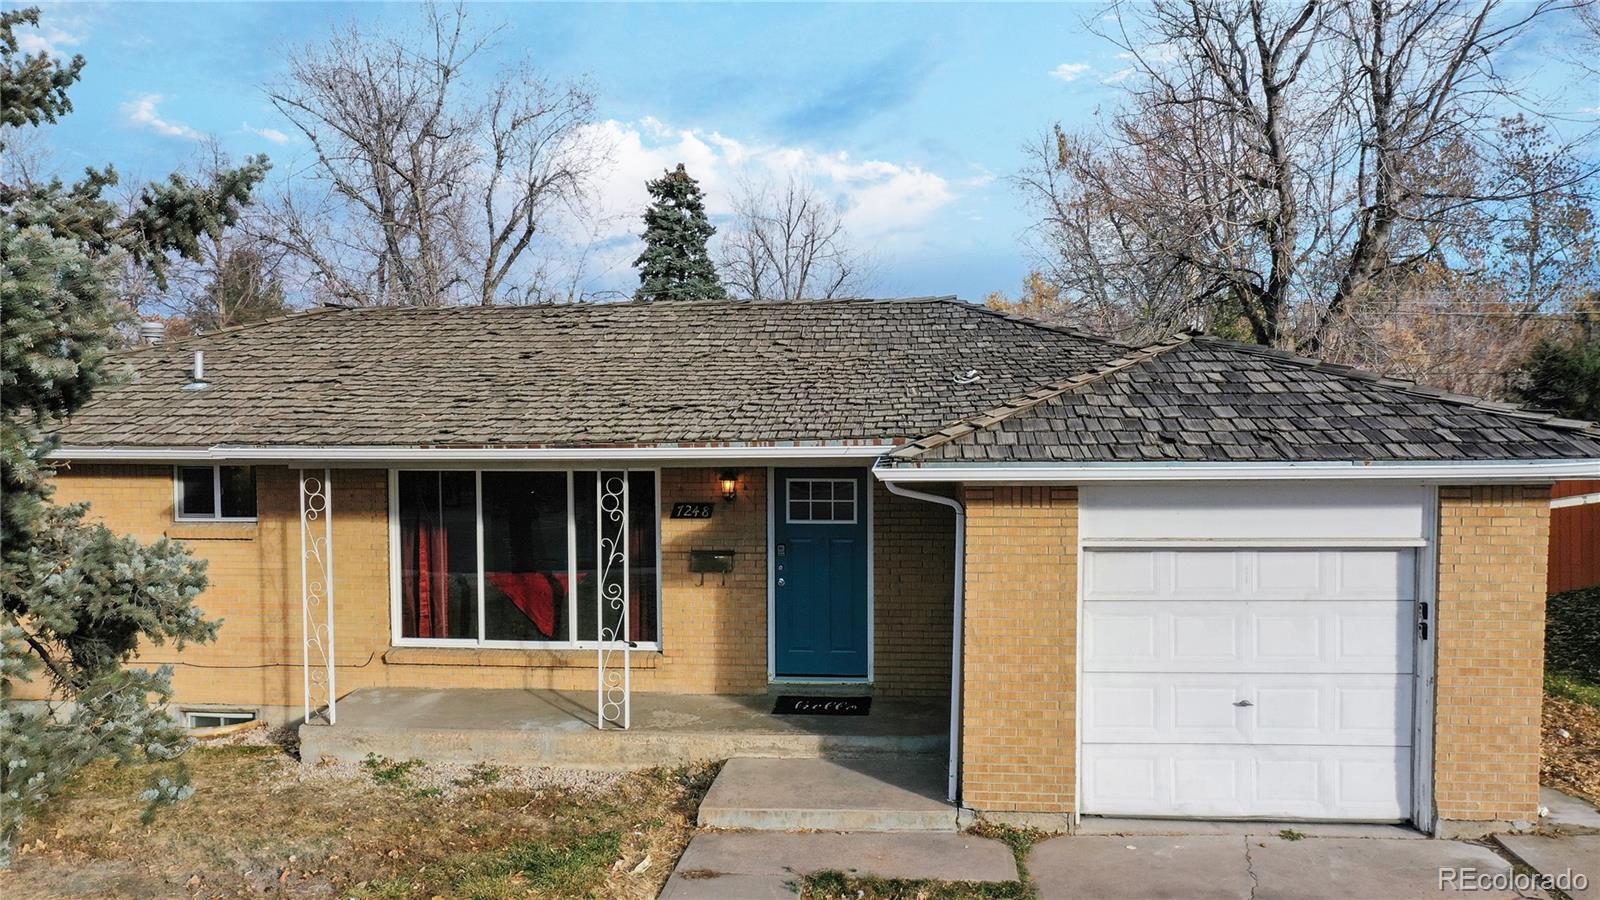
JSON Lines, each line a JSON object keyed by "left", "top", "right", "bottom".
{"left": 1081, "top": 548, "right": 1416, "bottom": 821}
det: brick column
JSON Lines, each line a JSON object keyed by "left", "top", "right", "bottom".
{"left": 1434, "top": 484, "right": 1551, "bottom": 827}
{"left": 959, "top": 486, "right": 1077, "bottom": 818}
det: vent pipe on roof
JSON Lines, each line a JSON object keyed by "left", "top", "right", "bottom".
{"left": 182, "top": 350, "right": 210, "bottom": 391}
{"left": 140, "top": 321, "right": 165, "bottom": 345}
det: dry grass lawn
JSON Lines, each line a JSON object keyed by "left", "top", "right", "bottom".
{"left": 0, "top": 734, "right": 714, "bottom": 899}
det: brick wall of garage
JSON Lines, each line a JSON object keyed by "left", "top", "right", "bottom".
{"left": 1434, "top": 484, "right": 1552, "bottom": 825}
{"left": 26, "top": 464, "right": 953, "bottom": 717}
{"left": 959, "top": 485, "right": 1078, "bottom": 814}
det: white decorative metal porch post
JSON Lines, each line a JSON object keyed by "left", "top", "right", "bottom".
{"left": 596, "top": 471, "right": 631, "bottom": 729}
{"left": 299, "top": 468, "right": 337, "bottom": 725}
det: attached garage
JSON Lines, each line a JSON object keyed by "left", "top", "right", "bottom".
{"left": 1077, "top": 483, "right": 1432, "bottom": 824}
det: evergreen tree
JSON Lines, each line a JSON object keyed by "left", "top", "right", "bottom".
{"left": 1510, "top": 330, "right": 1600, "bottom": 423}
{"left": 1, "top": 7, "right": 269, "bottom": 863}
{"left": 633, "top": 163, "right": 725, "bottom": 301}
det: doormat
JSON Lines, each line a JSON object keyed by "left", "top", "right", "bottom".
{"left": 772, "top": 695, "right": 871, "bottom": 716}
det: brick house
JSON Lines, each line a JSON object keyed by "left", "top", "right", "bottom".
{"left": 36, "top": 297, "right": 1600, "bottom": 836}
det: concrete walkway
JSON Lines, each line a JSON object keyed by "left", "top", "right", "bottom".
{"left": 1029, "top": 834, "right": 1537, "bottom": 900}
{"left": 1543, "top": 786, "right": 1600, "bottom": 832}
{"left": 658, "top": 832, "right": 1016, "bottom": 898}
{"left": 1497, "top": 834, "right": 1599, "bottom": 899}
{"left": 697, "top": 757, "right": 955, "bottom": 831}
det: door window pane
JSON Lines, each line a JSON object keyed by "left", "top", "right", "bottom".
{"left": 482, "top": 471, "right": 569, "bottom": 641}
{"left": 397, "top": 471, "right": 478, "bottom": 640}
{"left": 787, "top": 479, "right": 857, "bottom": 523}
{"left": 219, "top": 466, "right": 257, "bottom": 518}
{"left": 177, "top": 466, "right": 215, "bottom": 517}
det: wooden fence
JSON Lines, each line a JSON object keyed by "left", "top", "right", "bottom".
{"left": 1550, "top": 480, "right": 1600, "bottom": 595}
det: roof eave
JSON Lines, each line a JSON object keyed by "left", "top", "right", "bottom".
{"left": 52, "top": 441, "right": 902, "bottom": 465}
{"left": 873, "top": 458, "right": 1600, "bottom": 484}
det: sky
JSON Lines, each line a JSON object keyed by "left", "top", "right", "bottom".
{"left": 11, "top": 1, "right": 1599, "bottom": 303}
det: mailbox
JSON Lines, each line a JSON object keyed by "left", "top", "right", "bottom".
{"left": 689, "top": 549, "right": 735, "bottom": 573}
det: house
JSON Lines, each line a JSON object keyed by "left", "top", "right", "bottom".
{"left": 37, "top": 296, "right": 1600, "bottom": 837}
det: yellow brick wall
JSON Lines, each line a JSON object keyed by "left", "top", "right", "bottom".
{"left": 959, "top": 486, "right": 1078, "bottom": 813}
{"left": 872, "top": 482, "right": 955, "bottom": 698}
{"left": 1434, "top": 484, "right": 1552, "bottom": 824}
{"left": 28, "top": 464, "right": 951, "bottom": 716}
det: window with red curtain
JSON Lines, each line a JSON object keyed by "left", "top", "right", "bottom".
{"left": 398, "top": 469, "right": 659, "bottom": 645}
{"left": 398, "top": 471, "right": 478, "bottom": 639}
{"left": 482, "top": 471, "right": 569, "bottom": 641}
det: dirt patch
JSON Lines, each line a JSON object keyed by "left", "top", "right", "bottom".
{"left": 0, "top": 745, "right": 714, "bottom": 899}
{"left": 1543, "top": 693, "right": 1600, "bottom": 803}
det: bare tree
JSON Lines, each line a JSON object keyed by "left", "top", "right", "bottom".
{"left": 718, "top": 177, "right": 871, "bottom": 301}
{"left": 1019, "top": 0, "right": 1591, "bottom": 351}
{"left": 261, "top": 2, "right": 604, "bottom": 306}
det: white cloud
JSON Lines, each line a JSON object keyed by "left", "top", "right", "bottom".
{"left": 575, "top": 118, "right": 957, "bottom": 244}
{"left": 1100, "top": 66, "right": 1137, "bottom": 85}
{"left": 121, "top": 94, "right": 201, "bottom": 140}
{"left": 14, "top": 21, "right": 81, "bottom": 58}
{"left": 542, "top": 117, "right": 964, "bottom": 296}
{"left": 242, "top": 121, "right": 292, "bottom": 145}
{"left": 1049, "top": 62, "right": 1091, "bottom": 83}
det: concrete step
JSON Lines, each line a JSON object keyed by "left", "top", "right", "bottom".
{"left": 697, "top": 756, "right": 957, "bottom": 832}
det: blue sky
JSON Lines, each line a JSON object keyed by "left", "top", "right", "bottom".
{"left": 14, "top": 1, "right": 1599, "bottom": 302}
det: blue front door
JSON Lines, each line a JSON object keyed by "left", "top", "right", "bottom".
{"left": 773, "top": 468, "right": 869, "bottom": 678}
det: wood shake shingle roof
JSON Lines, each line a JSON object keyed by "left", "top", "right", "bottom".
{"left": 890, "top": 333, "right": 1600, "bottom": 463}
{"left": 54, "top": 298, "right": 1600, "bottom": 463}
{"left": 55, "top": 297, "right": 1124, "bottom": 449}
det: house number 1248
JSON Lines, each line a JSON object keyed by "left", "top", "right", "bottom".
{"left": 671, "top": 503, "right": 715, "bottom": 519}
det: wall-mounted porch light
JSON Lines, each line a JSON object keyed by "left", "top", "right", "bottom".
{"left": 719, "top": 470, "right": 739, "bottom": 504}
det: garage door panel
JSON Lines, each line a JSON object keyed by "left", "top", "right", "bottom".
{"left": 1085, "top": 549, "right": 1414, "bottom": 602}
{"left": 1082, "top": 547, "right": 1417, "bottom": 822}
{"left": 1085, "top": 600, "right": 1414, "bottom": 673}
{"left": 1083, "top": 744, "right": 1411, "bottom": 821}
{"left": 1085, "top": 673, "right": 1413, "bottom": 746}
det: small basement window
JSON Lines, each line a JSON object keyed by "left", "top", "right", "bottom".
{"left": 175, "top": 465, "right": 257, "bottom": 521}
{"left": 185, "top": 710, "right": 256, "bottom": 729}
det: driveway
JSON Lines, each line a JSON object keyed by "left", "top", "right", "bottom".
{"left": 1029, "top": 833, "right": 1556, "bottom": 900}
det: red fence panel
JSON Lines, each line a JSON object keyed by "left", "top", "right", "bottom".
{"left": 1550, "top": 480, "right": 1600, "bottom": 595}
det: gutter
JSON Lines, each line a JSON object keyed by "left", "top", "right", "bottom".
{"left": 877, "top": 459, "right": 1600, "bottom": 484}
{"left": 877, "top": 466, "right": 966, "bottom": 806}
{"left": 50, "top": 443, "right": 898, "bottom": 464}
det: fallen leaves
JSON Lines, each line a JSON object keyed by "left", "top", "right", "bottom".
{"left": 1543, "top": 692, "right": 1600, "bottom": 802}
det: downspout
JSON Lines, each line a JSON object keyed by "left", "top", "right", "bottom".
{"left": 879, "top": 465, "right": 965, "bottom": 805}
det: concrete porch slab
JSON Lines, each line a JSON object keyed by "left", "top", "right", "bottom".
{"left": 659, "top": 831, "right": 1016, "bottom": 899}
{"left": 697, "top": 757, "right": 955, "bottom": 831}
{"left": 298, "top": 688, "right": 946, "bottom": 767}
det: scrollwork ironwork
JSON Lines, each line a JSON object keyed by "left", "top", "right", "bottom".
{"left": 596, "top": 472, "right": 631, "bottom": 729}
{"left": 300, "top": 470, "right": 337, "bottom": 725}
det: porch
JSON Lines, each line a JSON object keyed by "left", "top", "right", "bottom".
{"left": 298, "top": 687, "right": 949, "bottom": 768}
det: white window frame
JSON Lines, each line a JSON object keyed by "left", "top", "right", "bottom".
{"left": 784, "top": 477, "right": 859, "bottom": 524}
{"left": 172, "top": 464, "right": 258, "bottom": 522}
{"left": 184, "top": 709, "right": 256, "bottom": 729}
{"left": 388, "top": 467, "right": 663, "bottom": 652}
